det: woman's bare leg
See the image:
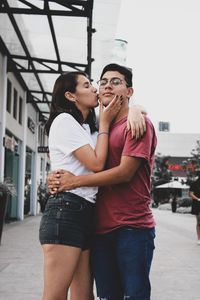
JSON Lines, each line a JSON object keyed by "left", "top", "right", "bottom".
{"left": 42, "top": 244, "right": 82, "bottom": 300}
{"left": 70, "top": 249, "right": 95, "bottom": 300}
{"left": 195, "top": 216, "right": 200, "bottom": 240}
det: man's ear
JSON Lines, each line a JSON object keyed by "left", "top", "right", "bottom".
{"left": 64, "top": 91, "right": 76, "bottom": 103}
{"left": 127, "top": 87, "right": 134, "bottom": 98}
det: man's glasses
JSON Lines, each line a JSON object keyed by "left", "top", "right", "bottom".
{"left": 97, "top": 77, "right": 126, "bottom": 88}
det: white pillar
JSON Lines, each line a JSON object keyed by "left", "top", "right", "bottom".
{"left": 0, "top": 56, "right": 7, "bottom": 182}
{"left": 17, "top": 94, "right": 27, "bottom": 220}
{"left": 30, "top": 151, "right": 38, "bottom": 215}
{"left": 30, "top": 115, "right": 39, "bottom": 216}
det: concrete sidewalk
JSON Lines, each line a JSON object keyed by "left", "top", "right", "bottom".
{"left": 0, "top": 209, "right": 200, "bottom": 300}
{"left": 0, "top": 215, "right": 43, "bottom": 300}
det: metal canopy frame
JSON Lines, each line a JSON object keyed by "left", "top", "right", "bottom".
{"left": 0, "top": 0, "right": 94, "bottom": 120}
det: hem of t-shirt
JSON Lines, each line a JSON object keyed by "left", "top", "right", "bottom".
{"left": 95, "top": 223, "right": 156, "bottom": 235}
{"left": 65, "top": 189, "right": 96, "bottom": 204}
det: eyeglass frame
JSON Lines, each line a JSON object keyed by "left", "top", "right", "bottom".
{"left": 96, "top": 77, "right": 128, "bottom": 88}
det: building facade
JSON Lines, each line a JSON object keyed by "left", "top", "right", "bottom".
{"left": 0, "top": 51, "right": 49, "bottom": 221}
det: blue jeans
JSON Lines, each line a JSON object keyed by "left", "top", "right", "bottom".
{"left": 91, "top": 227, "right": 155, "bottom": 300}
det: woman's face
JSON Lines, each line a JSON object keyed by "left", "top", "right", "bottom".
{"left": 74, "top": 74, "right": 98, "bottom": 109}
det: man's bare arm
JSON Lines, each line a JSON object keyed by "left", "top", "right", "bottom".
{"left": 49, "top": 156, "right": 142, "bottom": 192}
{"left": 189, "top": 191, "right": 200, "bottom": 201}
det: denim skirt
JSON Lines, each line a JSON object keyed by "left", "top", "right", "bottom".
{"left": 39, "top": 192, "right": 95, "bottom": 250}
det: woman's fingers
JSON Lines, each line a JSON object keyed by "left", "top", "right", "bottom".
{"left": 98, "top": 97, "right": 104, "bottom": 116}
{"left": 105, "top": 95, "right": 122, "bottom": 113}
{"left": 127, "top": 107, "right": 147, "bottom": 139}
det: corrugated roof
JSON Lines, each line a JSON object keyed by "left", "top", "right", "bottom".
{"left": 0, "top": 0, "right": 122, "bottom": 120}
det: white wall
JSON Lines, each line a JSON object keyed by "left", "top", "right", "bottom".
{"left": 6, "top": 73, "right": 26, "bottom": 141}
{"left": 26, "top": 103, "right": 38, "bottom": 152}
{"left": 156, "top": 132, "right": 200, "bottom": 157}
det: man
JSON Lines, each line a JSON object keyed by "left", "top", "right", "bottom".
{"left": 189, "top": 174, "right": 200, "bottom": 245}
{"left": 49, "top": 63, "right": 157, "bottom": 300}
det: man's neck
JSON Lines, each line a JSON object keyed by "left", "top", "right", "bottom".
{"left": 113, "top": 104, "right": 129, "bottom": 124}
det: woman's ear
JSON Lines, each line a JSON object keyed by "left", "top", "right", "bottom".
{"left": 64, "top": 91, "right": 76, "bottom": 103}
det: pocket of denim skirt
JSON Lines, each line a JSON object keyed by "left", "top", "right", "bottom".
{"left": 47, "top": 202, "right": 85, "bottom": 218}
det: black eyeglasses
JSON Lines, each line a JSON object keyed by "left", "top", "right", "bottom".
{"left": 97, "top": 77, "right": 126, "bottom": 88}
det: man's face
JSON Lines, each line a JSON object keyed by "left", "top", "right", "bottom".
{"left": 98, "top": 71, "right": 133, "bottom": 106}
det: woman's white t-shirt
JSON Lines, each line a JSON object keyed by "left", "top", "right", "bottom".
{"left": 49, "top": 113, "right": 98, "bottom": 203}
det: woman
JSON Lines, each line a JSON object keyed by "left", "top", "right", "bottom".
{"left": 39, "top": 71, "right": 125, "bottom": 300}
{"left": 39, "top": 71, "right": 145, "bottom": 300}
{"left": 189, "top": 175, "right": 200, "bottom": 245}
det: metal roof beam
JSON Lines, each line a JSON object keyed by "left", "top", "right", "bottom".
{"left": 0, "top": 0, "right": 89, "bottom": 17}
{"left": 0, "top": 0, "right": 94, "bottom": 117}
{"left": 44, "top": 1, "right": 62, "bottom": 72}
{"left": 29, "top": 91, "right": 52, "bottom": 95}
{"left": 1, "top": 0, "right": 48, "bottom": 102}
{"left": 86, "top": 0, "right": 94, "bottom": 78}
{"left": 8, "top": 55, "right": 87, "bottom": 73}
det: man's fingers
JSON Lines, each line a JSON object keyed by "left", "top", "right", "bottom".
{"left": 49, "top": 187, "right": 58, "bottom": 194}
{"left": 57, "top": 185, "right": 66, "bottom": 192}
{"left": 55, "top": 169, "right": 65, "bottom": 174}
{"left": 49, "top": 180, "right": 60, "bottom": 188}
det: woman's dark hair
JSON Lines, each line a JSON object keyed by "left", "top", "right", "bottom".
{"left": 45, "top": 71, "right": 97, "bottom": 135}
{"left": 100, "top": 63, "right": 133, "bottom": 87}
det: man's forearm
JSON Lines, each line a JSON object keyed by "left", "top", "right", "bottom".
{"left": 189, "top": 191, "right": 200, "bottom": 201}
{"left": 61, "top": 157, "right": 141, "bottom": 190}
{"left": 75, "top": 166, "right": 128, "bottom": 188}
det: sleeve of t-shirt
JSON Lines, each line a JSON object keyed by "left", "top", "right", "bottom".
{"left": 189, "top": 182, "right": 195, "bottom": 192}
{"left": 50, "top": 113, "right": 90, "bottom": 155}
{"left": 122, "top": 117, "right": 156, "bottom": 162}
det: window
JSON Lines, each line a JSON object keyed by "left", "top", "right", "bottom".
{"left": 38, "top": 125, "right": 45, "bottom": 144}
{"left": 159, "top": 121, "right": 170, "bottom": 132}
{"left": 13, "top": 89, "right": 18, "bottom": 119}
{"left": 19, "top": 97, "right": 23, "bottom": 124}
{"left": 6, "top": 79, "right": 12, "bottom": 113}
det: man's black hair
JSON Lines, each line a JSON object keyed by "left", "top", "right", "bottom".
{"left": 100, "top": 63, "right": 133, "bottom": 87}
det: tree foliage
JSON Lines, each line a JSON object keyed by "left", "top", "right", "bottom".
{"left": 152, "top": 153, "right": 172, "bottom": 187}
{"left": 182, "top": 139, "right": 200, "bottom": 184}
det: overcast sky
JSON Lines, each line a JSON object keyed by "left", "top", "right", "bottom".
{"left": 116, "top": 0, "right": 200, "bottom": 134}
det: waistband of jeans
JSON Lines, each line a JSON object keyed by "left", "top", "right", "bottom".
{"left": 48, "top": 191, "right": 94, "bottom": 206}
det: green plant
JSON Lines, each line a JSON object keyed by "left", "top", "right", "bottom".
{"left": 152, "top": 153, "right": 172, "bottom": 186}
{"left": 182, "top": 139, "right": 200, "bottom": 184}
{"left": 0, "top": 178, "right": 16, "bottom": 197}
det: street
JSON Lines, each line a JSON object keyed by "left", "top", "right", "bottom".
{"left": 151, "top": 209, "right": 200, "bottom": 300}
{"left": 0, "top": 208, "right": 199, "bottom": 300}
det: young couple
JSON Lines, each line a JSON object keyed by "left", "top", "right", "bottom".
{"left": 39, "top": 63, "right": 157, "bottom": 300}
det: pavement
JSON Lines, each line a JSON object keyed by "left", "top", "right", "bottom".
{"left": 0, "top": 209, "right": 200, "bottom": 300}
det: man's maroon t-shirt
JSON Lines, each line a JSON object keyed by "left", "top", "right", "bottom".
{"left": 95, "top": 116, "right": 157, "bottom": 234}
